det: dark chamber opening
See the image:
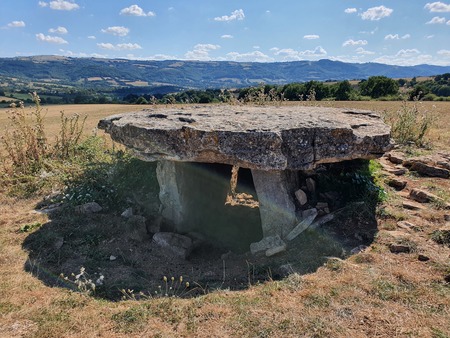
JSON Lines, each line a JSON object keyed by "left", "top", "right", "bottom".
{"left": 180, "top": 162, "right": 262, "bottom": 252}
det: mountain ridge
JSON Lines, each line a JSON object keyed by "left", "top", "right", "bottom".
{"left": 1, "top": 56, "right": 449, "bottom": 90}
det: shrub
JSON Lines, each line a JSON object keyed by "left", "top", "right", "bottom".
{"left": 382, "top": 100, "right": 435, "bottom": 147}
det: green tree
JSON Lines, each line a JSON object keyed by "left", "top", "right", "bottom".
{"left": 135, "top": 96, "right": 148, "bottom": 104}
{"left": 408, "top": 85, "right": 429, "bottom": 100}
{"left": 334, "top": 80, "right": 352, "bottom": 101}
{"left": 359, "top": 76, "right": 399, "bottom": 99}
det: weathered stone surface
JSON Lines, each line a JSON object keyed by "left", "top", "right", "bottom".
{"left": 266, "top": 243, "right": 287, "bottom": 257}
{"left": 98, "top": 106, "right": 392, "bottom": 171}
{"left": 286, "top": 208, "right": 318, "bottom": 241}
{"left": 309, "top": 213, "right": 335, "bottom": 230}
{"left": 386, "top": 176, "right": 407, "bottom": 190}
{"left": 388, "top": 152, "right": 405, "bottom": 164}
{"left": 251, "top": 169, "right": 297, "bottom": 238}
{"left": 402, "top": 200, "right": 426, "bottom": 210}
{"left": 152, "top": 232, "right": 193, "bottom": 259}
{"left": 409, "top": 162, "right": 449, "bottom": 179}
{"left": 295, "top": 189, "right": 308, "bottom": 206}
{"left": 156, "top": 161, "right": 185, "bottom": 227}
{"left": 250, "top": 235, "right": 285, "bottom": 255}
{"left": 409, "top": 188, "right": 450, "bottom": 208}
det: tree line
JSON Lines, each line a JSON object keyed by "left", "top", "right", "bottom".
{"left": 2, "top": 74, "right": 450, "bottom": 106}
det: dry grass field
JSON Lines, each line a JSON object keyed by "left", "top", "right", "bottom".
{"left": 0, "top": 104, "right": 146, "bottom": 141}
{"left": 0, "top": 101, "right": 449, "bottom": 337}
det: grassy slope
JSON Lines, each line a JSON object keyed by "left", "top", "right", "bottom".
{"left": 0, "top": 102, "right": 449, "bottom": 338}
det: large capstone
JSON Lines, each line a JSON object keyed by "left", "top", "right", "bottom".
{"left": 99, "top": 105, "right": 392, "bottom": 251}
{"left": 98, "top": 105, "right": 392, "bottom": 171}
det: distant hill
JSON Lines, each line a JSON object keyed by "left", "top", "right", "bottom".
{"left": 1, "top": 55, "right": 450, "bottom": 90}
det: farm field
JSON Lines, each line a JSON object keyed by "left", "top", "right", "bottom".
{"left": 0, "top": 101, "right": 449, "bottom": 337}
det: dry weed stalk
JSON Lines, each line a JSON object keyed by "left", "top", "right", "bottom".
{"left": 1, "top": 93, "right": 47, "bottom": 174}
{"left": 383, "top": 99, "right": 436, "bottom": 147}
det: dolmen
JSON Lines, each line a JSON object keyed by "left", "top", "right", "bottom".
{"left": 99, "top": 105, "right": 392, "bottom": 253}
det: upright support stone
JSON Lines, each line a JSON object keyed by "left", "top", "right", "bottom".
{"left": 156, "top": 160, "right": 186, "bottom": 230}
{"left": 251, "top": 169, "right": 297, "bottom": 238}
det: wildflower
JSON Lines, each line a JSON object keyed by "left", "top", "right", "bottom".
{"left": 186, "top": 282, "right": 190, "bottom": 288}
{"left": 163, "top": 276, "right": 167, "bottom": 282}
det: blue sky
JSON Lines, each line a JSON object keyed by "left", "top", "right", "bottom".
{"left": 1, "top": 1, "right": 450, "bottom": 65}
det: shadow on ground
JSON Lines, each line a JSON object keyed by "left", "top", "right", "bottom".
{"left": 22, "top": 160, "right": 379, "bottom": 301}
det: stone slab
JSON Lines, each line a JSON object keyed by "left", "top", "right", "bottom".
{"left": 99, "top": 105, "right": 392, "bottom": 171}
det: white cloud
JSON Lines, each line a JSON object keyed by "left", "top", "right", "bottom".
{"left": 345, "top": 8, "right": 357, "bottom": 14}
{"left": 38, "top": 1, "right": 48, "bottom": 7}
{"left": 214, "top": 9, "right": 245, "bottom": 22}
{"left": 145, "top": 54, "right": 177, "bottom": 60}
{"left": 36, "top": 33, "right": 68, "bottom": 44}
{"left": 101, "top": 26, "right": 129, "bottom": 37}
{"left": 97, "top": 43, "right": 142, "bottom": 51}
{"left": 356, "top": 47, "right": 375, "bottom": 55}
{"left": 49, "top": 26, "right": 68, "bottom": 34}
{"left": 184, "top": 44, "right": 221, "bottom": 61}
{"left": 426, "top": 16, "right": 447, "bottom": 24}
{"left": 424, "top": 2, "right": 450, "bottom": 12}
{"left": 361, "top": 6, "right": 393, "bottom": 21}
{"left": 303, "top": 34, "right": 320, "bottom": 40}
{"left": 373, "top": 50, "right": 433, "bottom": 66}
{"left": 396, "top": 49, "right": 421, "bottom": 58}
{"left": 426, "top": 34, "right": 435, "bottom": 39}
{"left": 120, "top": 5, "right": 155, "bottom": 17}
{"left": 7, "top": 21, "right": 25, "bottom": 28}
{"left": 221, "top": 34, "right": 233, "bottom": 39}
{"left": 274, "top": 46, "right": 327, "bottom": 61}
{"left": 48, "top": 0, "right": 79, "bottom": 11}
{"left": 226, "top": 51, "right": 274, "bottom": 62}
{"left": 448, "top": 19, "right": 450, "bottom": 24}
{"left": 253, "top": 46, "right": 260, "bottom": 49}
{"left": 342, "top": 39, "right": 368, "bottom": 47}
{"left": 87, "top": 36, "right": 96, "bottom": 40}
{"left": 437, "top": 49, "right": 450, "bottom": 56}
{"left": 384, "top": 34, "right": 410, "bottom": 40}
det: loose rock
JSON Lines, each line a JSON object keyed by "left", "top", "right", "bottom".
{"left": 418, "top": 254, "right": 430, "bottom": 262}
{"left": 409, "top": 162, "right": 449, "bottom": 179}
{"left": 402, "top": 200, "right": 426, "bottom": 210}
{"left": 306, "top": 178, "right": 316, "bottom": 194}
{"left": 389, "top": 244, "right": 411, "bottom": 253}
{"left": 386, "top": 176, "right": 407, "bottom": 190}
{"left": 153, "top": 232, "right": 193, "bottom": 259}
{"left": 388, "top": 152, "right": 405, "bottom": 165}
{"left": 250, "top": 235, "right": 286, "bottom": 255}
{"left": 286, "top": 208, "right": 318, "bottom": 241}
{"left": 121, "top": 207, "right": 133, "bottom": 218}
{"left": 295, "top": 189, "right": 308, "bottom": 206}
{"left": 75, "top": 202, "right": 102, "bottom": 214}
{"left": 266, "top": 243, "right": 287, "bottom": 257}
